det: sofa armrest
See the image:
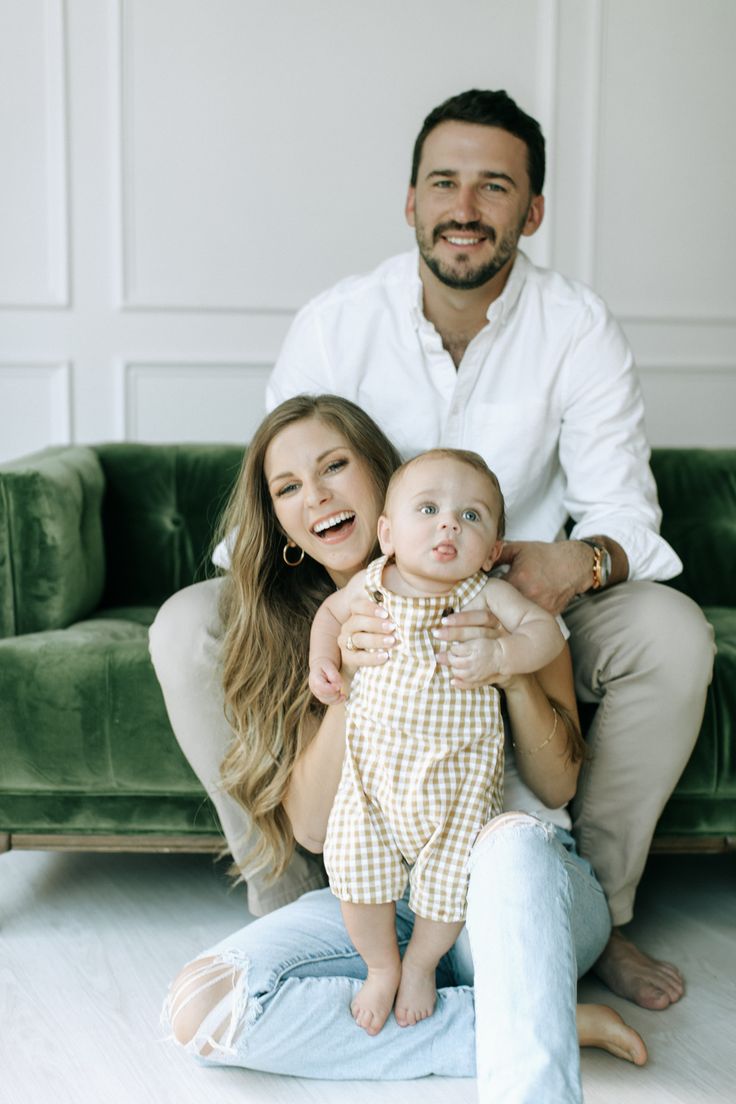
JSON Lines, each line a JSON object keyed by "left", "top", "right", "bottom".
{"left": 0, "top": 446, "right": 105, "bottom": 637}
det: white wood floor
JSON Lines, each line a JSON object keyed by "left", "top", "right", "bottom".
{"left": 1, "top": 847, "right": 734, "bottom": 1104}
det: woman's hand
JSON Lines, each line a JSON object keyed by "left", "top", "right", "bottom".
{"left": 434, "top": 608, "right": 515, "bottom": 689}
{"left": 337, "top": 597, "right": 396, "bottom": 684}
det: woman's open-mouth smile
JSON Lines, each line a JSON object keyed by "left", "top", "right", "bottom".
{"left": 311, "top": 511, "right": 357, "bottom": 543}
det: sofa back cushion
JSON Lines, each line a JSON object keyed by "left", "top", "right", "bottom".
{"left": 651, "top": 448, "right": 736, "bottom": 608}
{"left": 96, "top": 444, "right": 244, "bottom": 607}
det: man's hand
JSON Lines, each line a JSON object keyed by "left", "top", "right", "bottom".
{"left": 495, "top": 540, "right": 594, "bottom": 615}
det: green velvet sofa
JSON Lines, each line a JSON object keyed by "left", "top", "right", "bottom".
{"left": 1, "top": 443, "right": 734, "bottom": 857}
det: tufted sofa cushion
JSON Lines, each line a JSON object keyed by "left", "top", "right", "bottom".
{"left": 96, "top": 443, "right": 244, "bottom": 608}
{"left": 651, "top": 449, "right": 736, "bottom": 608}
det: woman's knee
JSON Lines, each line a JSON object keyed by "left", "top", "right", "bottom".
{"left": 471, "top": 813, "right": 556, "bottom": 876}
{"left": 474, "top": 811, "right": 541, "bottom": 849}
{"left": 164, "top": 954, "right": 247, "bottom": 1058}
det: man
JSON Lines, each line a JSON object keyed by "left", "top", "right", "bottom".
{"left": 150, "top": 89, "right": 714, "bottom": 1011}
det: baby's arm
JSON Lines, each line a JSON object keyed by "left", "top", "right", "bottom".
{"left": 309, "top": 573, "right": 366, "bottom": 704}
{"left": 479, "top": 578, "right": 565, "bottom": 676}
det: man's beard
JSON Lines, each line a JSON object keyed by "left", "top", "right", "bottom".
{"left": 416, "top": 217, "right": 524, "bottom": 291}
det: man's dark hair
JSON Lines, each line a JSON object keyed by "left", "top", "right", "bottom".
{"left": 410, "top": 89, "right": 546, "bottom": 196}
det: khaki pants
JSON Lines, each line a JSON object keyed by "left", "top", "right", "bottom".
{"left": 149, "top": 577, "right": 714, "bottom": 925}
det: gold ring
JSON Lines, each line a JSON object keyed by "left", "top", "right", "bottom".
{"left": 346, "top": 635, "right": 356, "bottom": 652}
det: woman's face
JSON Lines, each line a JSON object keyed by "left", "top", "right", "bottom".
{"left": 264, "top": 416, "right": 385, "bottom": 587}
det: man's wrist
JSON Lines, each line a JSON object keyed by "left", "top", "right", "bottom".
{"left": 579, "top": 539, "right": 612, "bottom": 591}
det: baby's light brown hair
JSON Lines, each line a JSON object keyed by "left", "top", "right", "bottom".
{"left": 385, "top": 448, "right": 506, "bottom": 538}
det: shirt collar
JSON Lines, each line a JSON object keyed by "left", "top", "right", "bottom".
{"left": 407, "top": 248, "right": 530, "bottom": 330}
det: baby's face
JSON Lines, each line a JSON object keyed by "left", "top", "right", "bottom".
{"left": 378, "top": 457, "right": 503, "bottom": 590}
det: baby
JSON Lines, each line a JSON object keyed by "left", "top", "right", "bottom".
{"left": 309, "top": 448, "right": 565, "bottom": 1035}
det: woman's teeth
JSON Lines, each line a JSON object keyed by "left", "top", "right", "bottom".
{"left": 313, "top": 511, "right": 355, "bottom": 535}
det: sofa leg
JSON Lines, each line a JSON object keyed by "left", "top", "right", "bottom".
{"left": 0, "top": 833, "right": 10, "bottom": 853}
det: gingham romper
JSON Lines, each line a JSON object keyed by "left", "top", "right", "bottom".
{"left": 323, "top": 555, "right": 504, "bottom": 923}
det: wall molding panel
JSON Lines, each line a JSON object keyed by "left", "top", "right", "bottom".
{"left": 0, "top": 361, "right": 72, "bottom": 463}
{"left": 0, "top": 0, "right": 70, "bottom": 309}
{"left": 121, "top": 360, "right": 272, "bottom": 443}
{"left": 0, "top": 0, "right": 733, "bottom": 457}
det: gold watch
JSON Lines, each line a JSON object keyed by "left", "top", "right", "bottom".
{"left": 580, "top": 539, "right": 612, "bottom": 591}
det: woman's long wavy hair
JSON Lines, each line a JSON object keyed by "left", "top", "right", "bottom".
{"left": 218, "top": 395, "right": 402, "bottom": 883}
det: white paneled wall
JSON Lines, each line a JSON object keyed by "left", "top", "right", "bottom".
{"left": 1, "top": 0, "right": 734, "bottom": 462}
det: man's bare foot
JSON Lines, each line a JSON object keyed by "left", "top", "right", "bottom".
{"left": 394, "top": 960, "right": 437, "bottom": 1027}
{"left": 594, "top": 928, "right": 684, "bottom": 1010}
{"left": 351, "top": 963, "right": 401, "bottom": 1036}
{"left": 577, "top": 1003, "right": 648, "bottom": 1066}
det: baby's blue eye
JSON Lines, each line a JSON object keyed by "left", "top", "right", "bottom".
{"left": 463, "top": 509, "right": 480, "bottom": 522}
{"left": 420, "top": 504, "right": 438, "bottom": 515}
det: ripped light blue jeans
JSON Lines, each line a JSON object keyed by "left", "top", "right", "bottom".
{"left": 163, "top": 814, "right": 611, "bottom": 1104}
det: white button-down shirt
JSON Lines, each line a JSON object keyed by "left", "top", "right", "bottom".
{"left": 266, "top": 249, "right": 681, "bottom": 581}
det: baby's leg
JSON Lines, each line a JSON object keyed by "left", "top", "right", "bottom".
{"left": 395, "top": 916, "right": 464, "bottom": 1028}
{"left": 341, "top": 901, "right": 401, "bottom": 1036}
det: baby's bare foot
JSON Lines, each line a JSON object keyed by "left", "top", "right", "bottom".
{"left": 577, "top": 1003, "right": 648, "bottom": 1066}
{"left": 594, "top": 928, "right": 684, "bottom": 1010}
{"left": 351, "top": 964, "right": 401, "bottom": 1036}
{"left": 394, "top": 961, "right": 437, "bottom": 1027}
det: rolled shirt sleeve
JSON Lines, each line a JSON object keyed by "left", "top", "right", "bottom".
{"left": 560, "top": 303, "right": 682, "bottom": 581}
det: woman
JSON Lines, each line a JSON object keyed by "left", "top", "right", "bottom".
{"left": 159, "top": 395, "right": 646, "bottom": 1101}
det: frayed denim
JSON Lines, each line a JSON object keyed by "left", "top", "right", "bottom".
{"left": 163, "top": 814, "right": 610, "bottom": 1102}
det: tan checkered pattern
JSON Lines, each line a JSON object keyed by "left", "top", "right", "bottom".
{"left": 323, "top": 556, "right": 504, "bottom": 923}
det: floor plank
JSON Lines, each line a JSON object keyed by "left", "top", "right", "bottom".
{"left": 1, "top": 849, "right": 734, "bottom": 1103}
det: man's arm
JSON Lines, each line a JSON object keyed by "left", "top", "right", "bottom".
{"left": 499, "top": 300, "right": 680, "bottom": 612}
{"left": 558, "top": 302, "right": 680, "bottom": 579}
{"left": 266, "top": 302, "right": 336, "bottom": 412}
{"left": 496, "top": 535, "right": 628, "bottom": 616}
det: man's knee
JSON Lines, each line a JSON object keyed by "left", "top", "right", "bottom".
{"left": 570, "top": 581, "right": 715, "bottom": 692}
{"left": 149, "top": 578, "right": 225, "bottom": 683}
{"left": 626, "top": 583, "right": 715, "bottom": 686}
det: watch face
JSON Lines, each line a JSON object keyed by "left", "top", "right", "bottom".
{"left": 600, "top": 548, "right": 612, "bottom": 585}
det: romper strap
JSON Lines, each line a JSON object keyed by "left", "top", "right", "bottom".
{"left": 449, "top": 570, "right": 490, "bottom": 611}
{"left": 363, "top": 554, "right": 390, "bottom": 603}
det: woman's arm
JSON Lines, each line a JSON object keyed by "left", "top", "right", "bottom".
{"left": 501, "top": 645, "right": 582, "bottom": 809}
{"left": 434, "top": 610, "right": 582, "bottom": 808}
{"left": 284, "top": 593, "right": 395, "bottom": 852}
{"left": 282, "top": 704, "right": 346, "bottom": 852}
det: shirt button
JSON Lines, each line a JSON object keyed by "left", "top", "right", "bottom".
{"left": 371, "top": 590, "right": 383, "bottom": 603}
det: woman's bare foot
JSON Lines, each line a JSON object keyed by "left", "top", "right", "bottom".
{"left": 351, "top": 963, "right": 401, "bottom": 1036}
{"left": 594, "top": 928, "right": 684, "bottom": 1010}
{"left": 577, "top": 1003, "right": 648, "bottom": 1065}
{"left": 394, "top": 960, "right": 437, "bottom": 1027}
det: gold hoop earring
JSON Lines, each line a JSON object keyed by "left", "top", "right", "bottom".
{"left": 282, "top": 541, "right": 304, "bottom": 567}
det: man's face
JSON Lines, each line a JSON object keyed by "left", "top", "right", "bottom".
{"left": 406, "top": 121, "right": 544, "bottom": 291}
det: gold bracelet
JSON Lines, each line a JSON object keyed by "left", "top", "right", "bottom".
{"left": 513, "top": 707, "right": 558, "bottom": 757}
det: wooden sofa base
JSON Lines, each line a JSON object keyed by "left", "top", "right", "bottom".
{"left": 0, "top": 832, "right": 223, "bottom": 854}
{"left": 2, "top": 832, "right": 734, "bottom": 856}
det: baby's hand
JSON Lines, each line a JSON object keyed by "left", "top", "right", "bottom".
{"left": 309, "top": 660, "right": 346, "bottom": 705}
